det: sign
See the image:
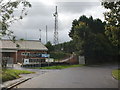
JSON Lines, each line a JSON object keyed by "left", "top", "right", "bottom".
{"left": 46, "top": 58, "right": 54, "bottom": 62}
{"left": 23, "top": 53, "right": 50, "bottom": 58}
{"left": 23, "top": 59, "right": 29, "bottom": 64}
{"left": 41, "top": 54, "right": 50, "bottom": 58}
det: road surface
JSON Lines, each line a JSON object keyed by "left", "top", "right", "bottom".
{"left": 16, "top": 64, "right": 118, "bottom": 88}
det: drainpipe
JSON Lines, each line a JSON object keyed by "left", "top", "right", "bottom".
{"left": 16, "top": 51, "right": 17, "bottom": 64}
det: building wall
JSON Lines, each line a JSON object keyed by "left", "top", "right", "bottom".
{"left": 2, "top": 50, "right": 48, "bottom": 64}
{"left": 11, "top": 52, "right": 17, "bottom": 63}
{"left": 2, "top": 52, "right": 16, "bottom": 63}
{"left": 66, "top": 55, "right": 79, "bottom": 64}
{"left": 17, "top": 50, "right": 48, "bottom": 63}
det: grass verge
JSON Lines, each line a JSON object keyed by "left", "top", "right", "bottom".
{"left": 0, "top": 69, "right": 34, "bottom": 82}
{"left": 112, "top": 69, "right": 120, "bottom": 80}
{"left": 28, "top": 64, "right": 85, "bottom": 69}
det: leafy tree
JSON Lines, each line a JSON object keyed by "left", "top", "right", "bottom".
{"left": 72, "top": 22, "right": 90, "bottom": 55}
{"left": 102, "top": 0, "right": 120, "bottom": 62}
{"left": 69, "top": 19, "right": 79, "bottom": 38}
{"left": 0, "top": 0, "right": 31, "bottom": 41}
{"left": 62, "top": 40, "right": 76, "bottom": 53}
{"left": 52, "top": 40, "right": 76, "bottom": 54}
{"left": 102, "top": 1, "right": 120, "bottom": 48}
{"left": 0, "top": 0, "right": 31, "bottom": 68}
{"left": 69, "top": 15, "right": 115, "bottom": 64}
{"left": 69, "top": 15, "right": 106, "bottom": 39}
{"left": 50, "top": 52, "right": 69, "bottom": 60}
{"left": 45, "top": 41, "right": 54, "bottom": 52}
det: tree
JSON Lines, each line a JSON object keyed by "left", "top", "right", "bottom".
{"left": 72, "top": 22, "right": 90, "bottom": 55}
{"left": 0, "top": 0, "right": 31, "bottom": 68}
{"left": 69, "top": 19, "right": 79, "bottom": 38}
{"left": 69, "top": 15, "right": 115, "bottom": 64}
{"left": 102, "top": 1, "right": 120, "bottom": 47}
{"left": 45, "top": 41, "right": 54, "bottom": 52}
{"left": 0, "top": 0, "right": 31, "bottom": 41}
{"left": 69, "top": 15, "right": 106, "bottom": 39}
{"left": 62, "top": 40, "right": 76, "bottom": 53}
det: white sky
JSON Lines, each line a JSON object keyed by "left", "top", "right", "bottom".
{"left": 7, "top": 0, "right": 107, "bottom": 44}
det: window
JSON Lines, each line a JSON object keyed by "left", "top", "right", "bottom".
{"left": 21, "top": 52, "right": 30, "bottom": 56}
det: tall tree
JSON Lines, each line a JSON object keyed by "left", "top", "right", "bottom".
{"left": 69, "top": 15, "right": 115, "bottom": 64}
{"left": 102, "top": 1, "right": 120, "bottom": 47}
{"left": 0, "top": 0, "right": 31, "bottom": 41}
{"left": 45, "top": 41, "right": 54, "bottom": 52}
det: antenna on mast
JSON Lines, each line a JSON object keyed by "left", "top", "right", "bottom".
{"left": 53, "top": 6, "right": 59, "bottom": 45}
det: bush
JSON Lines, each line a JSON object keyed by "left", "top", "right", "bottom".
{"left": 50, "top": 52, "right": 70, "bottom": 60}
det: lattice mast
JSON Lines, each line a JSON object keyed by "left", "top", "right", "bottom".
{"left": 53, "top": 6, "right": 59, "bottom": 45}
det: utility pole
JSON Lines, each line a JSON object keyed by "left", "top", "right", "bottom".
{"left": 25, "top": 32, "right": 27, "bottom": 59}
{"left": 39, "top": 29, "right": 41, "bottom": 42}
{"left": 46, "top": 25, "right": 48, "bottom": 44}
{"left": 53, "top": 6, "right": 59, "bottom": 45}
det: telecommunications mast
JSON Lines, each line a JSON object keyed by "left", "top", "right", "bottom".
{"left": 53, "top": 6, "right": 59, "bottom": 45}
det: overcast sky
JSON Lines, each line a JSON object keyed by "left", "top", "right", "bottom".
{"left": 8, "top": 0, "right": 107, "bottom": 44}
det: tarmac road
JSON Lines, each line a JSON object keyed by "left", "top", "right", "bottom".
{"left": 16, "top": 64, "right": 118, "bottom": 88}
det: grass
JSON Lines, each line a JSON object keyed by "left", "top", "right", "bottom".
{"left": 112, "top": 69, "right": 120, "bottom": 80}
{"left": 0, "top": 69, "right": 34, "bottom": 82}
{"left": 28, "top": 64, "right": 85, "bottom": 69}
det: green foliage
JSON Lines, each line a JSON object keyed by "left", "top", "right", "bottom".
{"left": 20, "top": 38, "right": 24, "bottom": 41}
{"left": 53, "top": 40, "right": 76, "bottom": 54}
{"left": 45, "top": 41, "right": 54, "bottom": 52}
{"left": 69, "top": 15, "right": 117, "bottom": 64}
{"left": 1, "top": 69, "right": 34, "bottom": 82}
{"left": 50, "top": 52, "right": 70, "bottom": 60}
{"left": 0, "top": 0, "right": 31, "bottom": 40}
{"left": 69, "top": 15, "right": 105, "bottom": 40}
{"left": 62, "top": 40, "right": 76, "bottom": 53}
{"left": 112, "top": 69, "right": 120, "bottom": 80}
{"left": 45, "top": 41, "right": 72, "bottom": 60}
{"left": 102, "top": 1, "right": 120, "bottom": 48}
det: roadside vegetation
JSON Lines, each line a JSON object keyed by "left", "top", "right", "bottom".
{"left": 50, "top": 52, "right": 70, "bottom": 60}
{"left": 112, "top": 69, "right": 120, "bottom": 80}
{"left": 0, "top": 69, "right": 34, "bottom": 82}
{"left": 28, "top": 64, "right": 85, "bottom": 69}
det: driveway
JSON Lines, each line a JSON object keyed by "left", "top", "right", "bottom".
{"left": 15, "top": 64, "right": 118, "bottom": 88}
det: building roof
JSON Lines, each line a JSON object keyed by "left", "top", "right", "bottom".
{"left": 0, "top": 40, "right": 48, "bottom": 51}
